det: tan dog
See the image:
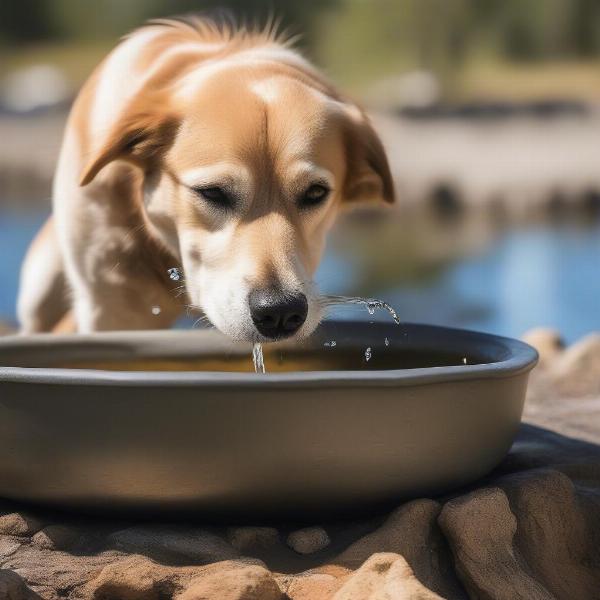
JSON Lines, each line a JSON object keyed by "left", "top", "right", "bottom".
{"left": 18, "top": 15, "right": 394, "bottom": 341}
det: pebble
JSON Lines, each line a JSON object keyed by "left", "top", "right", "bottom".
{"left": 0, "top": 512, "right": 43, "bottom": 537}
{"left": 286, "top": 527, "right": 331, "bottom": 555}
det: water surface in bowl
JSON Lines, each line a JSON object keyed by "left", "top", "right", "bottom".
{"left": 51, "top": 346, "right": 474, "bottom": 372}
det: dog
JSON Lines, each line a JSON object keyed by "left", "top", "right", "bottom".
{"left": 18, "top": 15, "right": 394, "bottom": 342}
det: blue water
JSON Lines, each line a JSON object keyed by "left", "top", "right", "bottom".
{"left": 315, "top": 222, "right": 600, "bottom": 343}
{"left": 354, "top": 227, "right": 599, "bottom": 343}
{"left": 0, "top": 210, "right": 49, "bottom": 322}
{"left": 1, "top": 209, "right": 598, "bottom": 342}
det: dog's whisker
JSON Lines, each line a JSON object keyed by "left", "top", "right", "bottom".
{"left": 184, "top": 302, "right": 212, "bottom": 329}
{"left": 192, "top": 315, "right": 212, "bottom": 329}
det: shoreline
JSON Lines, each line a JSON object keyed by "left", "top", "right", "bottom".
{"left": 2, "top": 109, "right": 600, "bottom": 220}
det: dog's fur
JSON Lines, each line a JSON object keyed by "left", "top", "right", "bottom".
{"left": 18, "top": 15, "right": 394, "bottom": 341}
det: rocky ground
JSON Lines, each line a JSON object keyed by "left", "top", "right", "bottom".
{"left": 1, "top": 330, "right": 599, "bottom": 599}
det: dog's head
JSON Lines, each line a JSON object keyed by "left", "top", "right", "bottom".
{"left": 80, "top": 59, "right": 394, "bottom": 341}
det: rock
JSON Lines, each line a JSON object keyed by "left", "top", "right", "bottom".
{"left": 5, "top": 545, "right": 123, "bottom": 600}
{"left": 0, "top": 569, "right": 39, "bottom": 600}
{"left": 522, "top": 328, "right": 564, "bottom": 364}
{"left": 31, "top": 525, "right": 81, "bottom": 551}
{"left": 438, "top": 487, "right": 553, "bottom": 600}
{"left": 332, "top": 553, "right": 444, "bottom": 600}
{"left": 499, "top": 469, "right": 599, "bottom": 600}
{"left": 86, "top": 556, "right": 185, "bottom": 600}
{"left": 0, "top": 539, "right": 22, "bottom": 564}
{"left": 336, "top": 500, "right": 465, "bottom": 599}
{"left": 0, "top": 513, "right": 43, "bottom": 537}
{"left": 87, "top": 557, "right": 272, "bottom": 600}
{"left": 524, "top": 332, "right": 600, "bottom": 442}
{"left": 227, "top": 527, "right": 280, "bottom": 553}
{"left": 107, "top": 526, "right": 238, "bottom": 564}
{"left": 287, "top": 527, "right": 331, "bottom": 555}
{"left": 177, "top": 563, "right": 283, "bottom": 600}
{"left": 553, "top": 333, "right": 600, "bottom": 396}
{"left": 283, "top": 572, "right": 345, "bottom": 600}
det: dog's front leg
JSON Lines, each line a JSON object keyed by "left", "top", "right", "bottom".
{"left": 70, "top": 272, "right": 182, "bottom": 332}
{"left": 56, "top": 209, "right": 183, "bottom": 332}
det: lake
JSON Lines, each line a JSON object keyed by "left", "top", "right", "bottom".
{"left": 1, "top": 208, "right": 598, "bottom": 343}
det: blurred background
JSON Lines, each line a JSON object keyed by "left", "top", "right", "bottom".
{"left": 1, "top": 0, "right": 599, "bottom": 340}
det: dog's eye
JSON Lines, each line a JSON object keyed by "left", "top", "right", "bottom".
{"left": 191, "top": 186, "right": 233, "bottom": 209}
{"left": 299, "top": 184, "right": 330, "bottom": 209}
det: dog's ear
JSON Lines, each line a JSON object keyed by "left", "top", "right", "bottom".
{"left": 341, "top": 106, "right": 395, "bottom": 205}
{"left": 79, "top": 104, "right": 180, "bottom": 186}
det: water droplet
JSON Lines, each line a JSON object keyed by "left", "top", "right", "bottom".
{"left": 365, "top": 347, "right": 372, "bottom": 362}
{"left": 253, "top": 343, "right": 265, "bottom": 373}
{"left": 324, "top": 340, "right": 337, "bottom": 347}
{"left": 321, "top": 295, "right": 400, "bottom": 325}
{"left": 168, "top": 267, "right": 181, "bottom": 281}
{"left": 151, "top": 306, "right": 161, "bottom": 315}
{"left": 462, "top": 357, "right": 468, "bottom": 365}
{"left": 379, "top": 302, "right": 400, "bottom": 325}
{"left": 384, "top": 337, "right": 390, "bottom": 346}
{"left": 354, "top": 298, "right": 400, "bottom": 324}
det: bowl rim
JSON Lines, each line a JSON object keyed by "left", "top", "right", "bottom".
{"left": 0, "top": 322, "right": 538, "bottom": 389}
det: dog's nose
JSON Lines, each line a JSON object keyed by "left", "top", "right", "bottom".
{"left": 249, "top": 288, "right": 308, "bottom": 339}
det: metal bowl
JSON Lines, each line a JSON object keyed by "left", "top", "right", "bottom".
{"left": 0, "top": 321, "right": 537, "bottom": 517}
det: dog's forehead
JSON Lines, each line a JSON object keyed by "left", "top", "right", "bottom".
{"left": 170, "top": 69, "right": 344, "bottom": 171}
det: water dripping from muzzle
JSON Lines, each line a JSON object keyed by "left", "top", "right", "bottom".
{"left": 253, "top": 343, "right": 265, "bottom": 374}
